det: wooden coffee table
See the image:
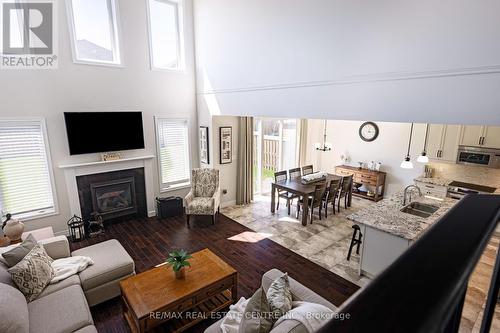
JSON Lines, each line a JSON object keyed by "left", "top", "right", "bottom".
{"left": 120, "top": 248, "right": 238, "bottom": 333}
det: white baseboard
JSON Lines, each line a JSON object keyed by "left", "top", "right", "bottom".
{"left": 221, "top": 200, "right": 236, "bottom": 208}
{"left": 148, "top": 210, "right": 157, "bottom": 217}
{"left": 54, "top": 229, "right": 69, "bottom": 237}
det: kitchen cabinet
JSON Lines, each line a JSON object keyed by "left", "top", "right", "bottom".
{"left": 415, "top": 181, "right": 447, "bottom": 199}
{"left": 459, "top": 125, "right": 500, "bottom": 148}
{"left": 426, "top": 124, "right": 460, "bottom": 162}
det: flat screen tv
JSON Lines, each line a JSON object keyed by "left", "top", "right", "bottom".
{"left": 64, "top": 112, "right": 145, "bottom": 155}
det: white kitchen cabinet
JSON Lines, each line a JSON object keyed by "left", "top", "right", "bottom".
{"left": 415, "top": 181, "right": 448, "bottom": 199}
{"left": 482, "top": 126, "right": 500, "bottom": 148}
{"left": 460, "top": 125, "right": 484, "bottom": 146}
{"left": 426, "top": 124, "right": 460, "bottom": 162}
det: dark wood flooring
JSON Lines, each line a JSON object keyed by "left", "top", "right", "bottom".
{"left": 71, "top": 213, "right": 359, "bottom": 333}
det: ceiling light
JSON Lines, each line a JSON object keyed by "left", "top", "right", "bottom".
{"left": 315, "top": 120, "right": 332, "bottom": 152}
{"left": 418, "top": 124, "right": 430, "bottom": 164}
{"left": 401, "top": 123, "right": 414, "bottom": 169}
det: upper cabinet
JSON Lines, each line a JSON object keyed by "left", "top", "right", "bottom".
{"left": 459, "top": 126, "right": 500, "bottom": 148}
{"left": 427, "top": 124, "right": 460, "bottom": 162}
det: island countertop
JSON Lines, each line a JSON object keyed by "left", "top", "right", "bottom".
{"left": 347, "top": 191, "right": 458, "bottom": 240}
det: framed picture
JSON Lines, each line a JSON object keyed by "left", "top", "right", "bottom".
{"left": 199, "top": 126, "right": 209, "bottom": 164}
{"left": 219, "top": 126, "right": 232, "bottom": 164}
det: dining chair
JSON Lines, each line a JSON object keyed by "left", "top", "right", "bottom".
{"left": 337, "top": 174, "right": 353, "bottom": 212}
{"left": 322, "top": 178, "right": 342, "bottom": 217}
{"left": 296, "top": 182, "right": 327, "bottom": 223}
{"left": 301, "top": 165, "right": 314, "bottom": 176}
{"left": 274, "top": 170, "right": 298, "bottom": 215}
{"left": 289, "top": 167, "right": 302, "bottom": 179}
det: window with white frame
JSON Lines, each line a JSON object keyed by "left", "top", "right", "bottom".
{"left": 155, "top": 118, "right": 191, "bottom": 191}
{"left": 147, "top": 0, "right": 184, "bottom": 70}
{"left": 0, "top": 120, "right": 57, "bottom": 220}
{"left": 67, "top": 0, "right": 121, "bottom": 65}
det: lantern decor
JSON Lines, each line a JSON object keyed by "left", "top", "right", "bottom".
{"left": 67, "top": 215, "right": 85, "bottom": 242}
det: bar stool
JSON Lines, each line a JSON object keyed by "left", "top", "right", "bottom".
{"left": 347, "top": 225, "right": 363, "bottom": 261}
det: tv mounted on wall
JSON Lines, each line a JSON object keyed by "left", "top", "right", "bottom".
{"left": 64, "top": 112, "right": 145, "bottom": 155}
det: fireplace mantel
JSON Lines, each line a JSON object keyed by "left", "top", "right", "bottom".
{"left": 60, "top": 155, "right": 157, "bottom": 218}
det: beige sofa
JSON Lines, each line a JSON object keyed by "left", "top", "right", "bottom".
{"left": 204, "top": 269, "right": 338, "bottom": 333}
{"left": 0, "top": 236, "right": 135, "bottom": 333}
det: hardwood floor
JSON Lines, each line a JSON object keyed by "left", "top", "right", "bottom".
{"left": 71, "top": 213, "right": 359, "bottom": 333}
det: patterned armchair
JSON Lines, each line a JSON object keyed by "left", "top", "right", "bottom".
{"left": 185, "top": 168, "right": 221, "bottom": 228}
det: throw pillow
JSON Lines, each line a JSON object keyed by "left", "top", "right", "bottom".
{"left": 1, "top": 234, "right": 37, "bottom": 267}
{"left": 266, "top": 273, "right": 293, "bottom": 321}
{"left": 8, "top": 244, "right": 54, "bottom": 302}
{"left": 239, "top": 287, "right": 274, "bottom": 333}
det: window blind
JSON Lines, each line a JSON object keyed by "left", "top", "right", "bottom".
{"left": 156, "top": 118, "right": 190, "bottom": 190}
{"left": 0, "top": 121, "right": 55, "bottom": 217}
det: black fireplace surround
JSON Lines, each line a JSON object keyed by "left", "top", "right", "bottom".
{"left": 77, "top": 168, "right": 147, "bottom": 222}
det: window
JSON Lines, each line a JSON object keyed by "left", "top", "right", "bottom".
{"left": 155, "top": 118, "right": 191, "bottom": 191}
{"left": 67, "top": 0, "right": 122, "bottom": 65}
{"left": 147, "top": 0, "right": 184, "bottom": 70}
{"left": 0, "top": 120, "right": 57, "bottom": 220}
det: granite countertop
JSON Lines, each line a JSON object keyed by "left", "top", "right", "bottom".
{"left": 347, "top": 191, "right": 457, "bottom": 241}
{"left": 414, "top": 177, "right": 451, "bottom": 187}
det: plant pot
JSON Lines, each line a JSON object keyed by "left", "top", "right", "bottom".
{"left": 175, "top": 267, "right": 186, "bottom": 279}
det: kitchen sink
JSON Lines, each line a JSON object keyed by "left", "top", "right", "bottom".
{"left": 401, "top": 202, "right": 440, "bottom": 218}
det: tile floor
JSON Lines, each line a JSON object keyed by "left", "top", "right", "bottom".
{"left": 221, "top": 194, "right": 373, "bottom": 286}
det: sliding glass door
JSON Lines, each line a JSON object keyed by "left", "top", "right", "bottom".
{"left": 253, "top": 118, "right": 297, "bottom": 195}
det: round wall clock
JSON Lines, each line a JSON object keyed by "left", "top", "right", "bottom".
{"left": 359, "top": 122, "right": 379, "bottom": 142}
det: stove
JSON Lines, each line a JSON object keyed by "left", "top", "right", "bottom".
{"left": 447, "top": 181, "right": 497, "bottom": 199}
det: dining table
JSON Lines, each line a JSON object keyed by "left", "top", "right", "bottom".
{"left": 271, "top": 173, "right": 352, "bottom": 226}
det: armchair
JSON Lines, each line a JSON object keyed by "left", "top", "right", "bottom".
{"left": 185, "top": 168, "right": 221, "bottom": 228}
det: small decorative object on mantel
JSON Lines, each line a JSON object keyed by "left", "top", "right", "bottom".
{"left": 101, "top": 152, "right": 122, "bottom": 161}
{"left": 301, "top": 172, "right": 327, "bottom": 184}
{"left": 166, "top": 249, "right": 192, "bottom": 279}
{"left": 67, "top": 215, "right": 85, "bottom": 242}
{"left": 219, "top": 126, "right": 233, "bottom": 164}
{"left": 199, "top": 126, "right": 210, "bottom": 164}
{"left": 2, "top": 214, "right": 24, "bottom": 244}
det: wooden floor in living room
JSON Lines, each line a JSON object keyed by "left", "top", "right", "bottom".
{"left": 70, "top": 213, "right": 359, "bottom": 333}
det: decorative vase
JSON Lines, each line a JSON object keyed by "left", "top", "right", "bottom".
{"left": 3, "top": 218, "right": 24, "bottom": 242}
{"left": 174, "top": 267, "right": 186, "bottom": 279}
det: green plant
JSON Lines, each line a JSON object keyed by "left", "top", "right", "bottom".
{"left": 166, "top": 249, "right": 192, "bottom": 272}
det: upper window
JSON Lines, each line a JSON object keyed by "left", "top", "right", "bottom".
{"left": 155, "top": 118, "right": 191, "bottom": 192}
{"left": 67, "top": 0, "right": 122, "bottom": 66}
{"left": 0, "top": 120, "right": 57, "bottom": 220}
{"left": 147, "top": 0, "right": 184, "bottom": 70}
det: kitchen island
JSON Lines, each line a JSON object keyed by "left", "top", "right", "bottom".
{"left": 347, "top": 191, "right": 457, "bottom": 278}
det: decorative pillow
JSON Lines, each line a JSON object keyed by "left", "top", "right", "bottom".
{"left": 239, "top": 287, "right": 274, "bottom": 333}
{"left": 8, "top": 244, "right": 54, "bottom": 302}
{"left": 266, "top": 273, "right": 293, "bottom": 321}
{"left": 1, "top": 234, "right": 37, "bottom": 267}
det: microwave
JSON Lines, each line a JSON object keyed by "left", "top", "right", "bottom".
{"left": 456, "top": 145, "right": 500, "bottom": 168}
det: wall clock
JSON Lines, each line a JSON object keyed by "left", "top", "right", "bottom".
{"left": 359, "top": 122, "right": 379, "bottom": 142}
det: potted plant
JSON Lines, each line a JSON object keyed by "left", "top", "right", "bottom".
{"left": 166, "top": 249, "right": 192, "bottom": 279}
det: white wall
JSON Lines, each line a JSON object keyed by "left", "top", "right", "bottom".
{"left": 194, "top": 0, "right": 500, "bottom": 125}
{"left": 305, "top": 120, "right": 426, "bottom": 195}
{"left": 0, "top": 0, "right": 197, "bottom": 234}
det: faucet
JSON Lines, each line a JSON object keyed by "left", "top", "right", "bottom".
{"left": 403, "top": 185, "right": 422, "bottom": 206}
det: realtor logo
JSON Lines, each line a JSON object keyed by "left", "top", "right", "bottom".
{"left": 1, "top": 0, "right": 58, "bottom": 69}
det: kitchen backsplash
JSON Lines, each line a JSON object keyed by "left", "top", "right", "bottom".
{"left": 429, "top": 162, "right": 500, "bottom": 190}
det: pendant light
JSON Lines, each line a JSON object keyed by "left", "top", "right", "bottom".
{"left": 315, "top": 120, "right": 332, "bottom": 151}
{"left": 401, "top": 123, "right": 414, "bottom": 169}
{"left": 417, "top": 124, "right": 430, "bottom": 163}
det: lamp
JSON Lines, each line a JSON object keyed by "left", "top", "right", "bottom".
{"left": 417, "top": 124, "right": 430, "bottom": 163}
{"left": 315, "top": 120, "right": 332, "bottom": 151}
{"left": 401, "top": 123, "right": 414, "bottom": 169}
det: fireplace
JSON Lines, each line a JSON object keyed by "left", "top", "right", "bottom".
{"left": 76, "top": 168, "right": 147, "bottom": 222}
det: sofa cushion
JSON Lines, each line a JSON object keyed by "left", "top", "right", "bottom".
{"left": 2, "top": 234, "right": 37, "bottom": 267}
{"left": 28, "top": 285, "right": 93, "bottom": 333}
{"left": 239, "top": 287, "right": 274, "bottom": 333}
{"left": 262, "top": 269, "right": 337, "bottom": 311}
{"left": 0, "top": 262, "right": 13, "bottom": 286}
{"left": 8, "top": 245, "right": 54, "bottom": 302}
{"left": 71, "top": 239, "right": 134, "bottom": 291}
{"left": 266, "top": 273, "right": 292, "bottom": 321}
{"left": 270, "top": 319, "right": 307, "bottom": 333}
{"left": 37, "top": 275, "right": 81, "bottom": 299}
{"left": 73, "top": 326, "right": 98, "bottom": 333}
{"left": 0, "top": 282, "right": 29, "bottom": 333}
{"left": 187, "top": 197, "right": 214, "bottom": 215}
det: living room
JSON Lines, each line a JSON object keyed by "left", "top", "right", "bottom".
{"left": 1, "top": 1, "right": 500, "bottom": 333}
